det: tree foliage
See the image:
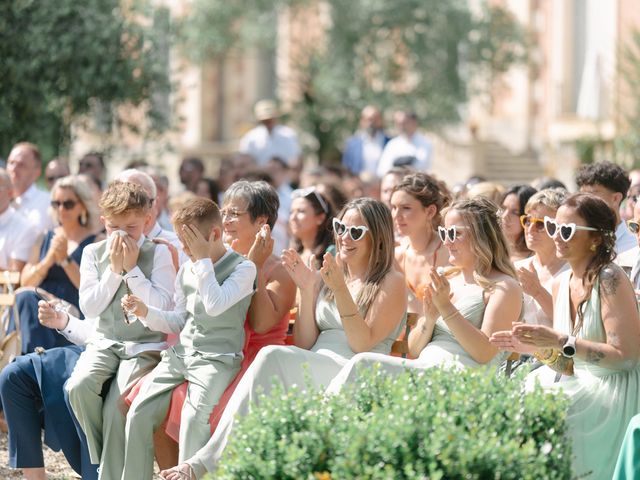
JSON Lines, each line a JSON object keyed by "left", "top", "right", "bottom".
{"left": 0, "top": 0, "right": 169, "bottom": 159}
{"left": 616, "top": 29, "right": 640, "bottom": 167}
{"left": 180, "top": 0, "right": 527, "bottom": 162}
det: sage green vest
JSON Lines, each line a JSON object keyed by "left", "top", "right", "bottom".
{"left": 174, "top": 251, "right": 252, "bottom": 356}
{"left": 93, "top": 239, "right": 166, "bottom": 343}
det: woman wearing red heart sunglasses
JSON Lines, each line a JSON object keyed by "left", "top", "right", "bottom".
{"left": 490, "top": 192, "right": 640, "bottom": 479}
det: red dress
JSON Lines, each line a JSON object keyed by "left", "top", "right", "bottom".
{"left": 162, "top": 310, "right": 289, "bottom": 441}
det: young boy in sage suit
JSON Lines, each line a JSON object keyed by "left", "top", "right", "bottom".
{"left": 120, "top": 197, "right": 256, "bottom": 479}
{"left": 65, "top": 181, "right": 176, "bottom": 479}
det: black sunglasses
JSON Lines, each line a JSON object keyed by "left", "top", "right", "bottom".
{"left": 50, "top": 200, "right": 78, "bottom": 210}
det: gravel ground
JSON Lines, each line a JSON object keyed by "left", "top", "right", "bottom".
{"left": 0, "top": 430, "right": 78, "bottom": 479}
{"left": 0, "top": 430, "right": 164, "bottom": 479}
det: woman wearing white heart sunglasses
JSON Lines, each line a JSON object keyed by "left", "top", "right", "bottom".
{"left": 162, "top": 198, "right": 406, "bottom": 479}
{"left": 490, "top": 192, "right": 640, "bottom": 479}
{"left": 327, "top": 196, "right": 523, "bottom": 392}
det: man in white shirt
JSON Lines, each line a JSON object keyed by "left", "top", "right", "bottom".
{"left": 7, "top": 142, "right": 54, "bottom": 233}
{"left": 239, "top": 99, "right": 301, "bottom": 170}
{"left": 0, "top": 168, "right": 37, "bottom": 271}
{"left": 377, "top": 111, "right": 433, "bottom": 177}
{"left": 576, "top": 161, "right": 636, "bottom": 255}
{"left": 342, "top": 106, "right": 390, "bottom": 177}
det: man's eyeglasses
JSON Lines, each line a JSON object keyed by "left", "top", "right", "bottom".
{"left": 332, "top": 218, "right": 369, "bottom": 241}
{"left": 50, "top": 200, "right": 78, "bottom": 210}
{"left": 519, "top": 214, "right": 545, "bottom": 231}
{"left": 292, "top": 187, "right": 330, "bottom": 214}
{"left": 544, "top": 216, "right": 599, "bottom": 242}
{"left": 628, "top": 220, "right": 640, "bottom": 234}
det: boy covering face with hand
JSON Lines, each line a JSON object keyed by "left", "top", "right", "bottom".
{"left": 120, "top": 197, "right": 256, "bottom": 480}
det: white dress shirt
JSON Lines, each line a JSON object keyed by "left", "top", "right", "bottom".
{"left": 377, "top": 132, "right": 433, "bottom": 177}
{"left": 615, "top": 221, "right": 637, "bottom": 255}
{"left": 361, "top": 131, "right": 387, "bottom": 177}
{"left": 12, "top": 183, "right": 54, "bottom": 233}
{"left": 239, "top": 124, "right": 301, "bottom": 166}
{"left": 142, "top": 249, "right": 256, "bottom": 334}
{"left": 78, "top": 234, "right": 175, "bottom": 320}
{"left": 0, "top": 206, "right": 37, "bottom": 269}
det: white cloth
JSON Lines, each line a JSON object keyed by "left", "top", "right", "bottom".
{"left": 0, "top": 206, "right": 37, "bottom": 269}
{"left": 142, "top": 250, "right": 256, "bottom": 334}
{"left": 78, "top": 235, "right": 175, "bottom": 320}
{"left": 615, "top": 221, "right": 636, "bottom": 255}
{"left": 12, "top": 183, "right": 54, "bottom": 233}
{"left": 239, "top": 124, "right": 301, "bottom": 166}
{"left": 377, "top": 133, "right": 433, "bottom": 177}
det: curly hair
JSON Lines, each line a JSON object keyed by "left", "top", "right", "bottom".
{"left": 575, "top": 161, "right": 630, "bottom": 197}
{"left": 392, "top": 172, "right": 451, "bottom": 229}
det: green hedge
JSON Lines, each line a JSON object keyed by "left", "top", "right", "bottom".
{"left": 216, "top": 366, "right": 571, "bottom": 479}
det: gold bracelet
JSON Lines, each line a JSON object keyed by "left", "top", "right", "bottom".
{"left": 534, "top": 348, "right": 561, "bottom": 365}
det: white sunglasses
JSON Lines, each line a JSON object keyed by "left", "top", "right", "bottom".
{"left": 437, "top": 225, "right": 469, "bottom": 243}
{"left": 332, "top": 218, "right": 369, "bottom": 241}
{"left": 543, "top": 216, "right": 599, "bottom": 242}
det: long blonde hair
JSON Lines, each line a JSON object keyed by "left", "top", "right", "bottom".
{"left": 443, "top": 197, "right": 517, "bottom": 290}
{"left": 324, "top": 198, "right": 395, "bottom": 316}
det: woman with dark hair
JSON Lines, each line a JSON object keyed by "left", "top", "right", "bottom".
{"left": 491, "top": 193, "right": 640, "bottom": 479}
{"left": 17, "top": 175, "right": 98, "bottom": 353}
{"left": 161, "top": 198, "right": 406, "bottom": 479}
{"left": 289, "top": 187, "right": 335, "bottom": 267}
{"left": 391, "top": 172, "right": 451, "bottom": 313}
{"left": 194, "top": 178, "right": 221, "bottom": 204}
{"left": 500, "top": 184, "right": 537, "bottom": 263}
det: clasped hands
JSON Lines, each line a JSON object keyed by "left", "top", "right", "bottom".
{"left": 421, "top": 270, "right": 454, "bottom": 324}
{"left": 109, "top": 232, "right": 140, "bottom": 273}
{"left": 490, "top": 323, "right": 566, "bottom": 355}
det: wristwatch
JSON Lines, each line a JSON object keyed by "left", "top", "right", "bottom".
{"left": 562, "top": 335, "right": 577, "bottom": 357}
{"left": 59, "top": 256, "right": 72, "bottom": 268}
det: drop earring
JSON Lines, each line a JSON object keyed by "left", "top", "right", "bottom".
{"left": 79, "top": 211, "right": 88, "bottom": 227}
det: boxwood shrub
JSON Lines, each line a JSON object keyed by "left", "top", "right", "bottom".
{"left": 216, "top": 366, "right": 571, "bottom": 479}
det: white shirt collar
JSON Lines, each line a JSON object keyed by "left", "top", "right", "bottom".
{"left": 148, "top": 222, "right": 162, "bottom": 239}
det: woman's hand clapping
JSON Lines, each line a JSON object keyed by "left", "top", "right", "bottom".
{"left": 282, "top": 249, "right": 317, "bottom": 289}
